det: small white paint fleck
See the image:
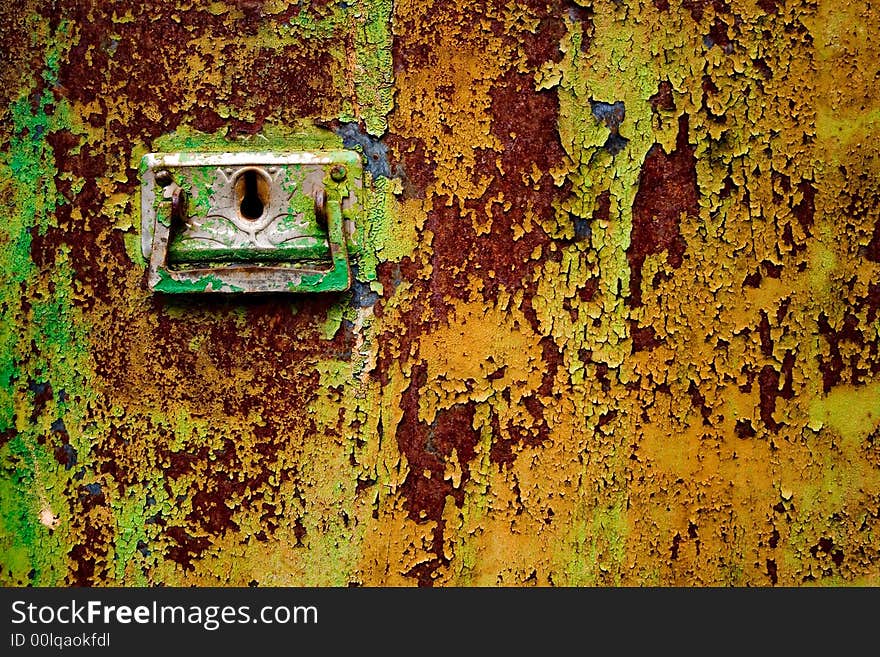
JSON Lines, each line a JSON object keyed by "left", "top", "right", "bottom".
{"left": 39, "top": 507, "right": 60, "bottom": 529}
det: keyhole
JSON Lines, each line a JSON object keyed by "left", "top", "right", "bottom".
{"left": 238, "top": 169, "right": 265, "bottom": 220}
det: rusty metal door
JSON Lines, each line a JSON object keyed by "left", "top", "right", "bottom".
{"left": 1, "top": 0, "right": 879, "bottom": 587}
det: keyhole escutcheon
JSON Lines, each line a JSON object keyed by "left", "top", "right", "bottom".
{"left": 234, "top": 167, "right": 271, "bottom": 221}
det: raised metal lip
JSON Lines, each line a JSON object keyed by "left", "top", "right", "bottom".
{"left": 142, "top": 150, "right": 359, "bottom": 168}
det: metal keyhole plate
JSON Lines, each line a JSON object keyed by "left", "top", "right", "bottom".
{"left": 140, "top": 150, "right": 362, "bottom": 294}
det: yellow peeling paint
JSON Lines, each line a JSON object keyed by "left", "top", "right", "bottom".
{"left": 417, "top": 300, "right": 543, "bottom": 423}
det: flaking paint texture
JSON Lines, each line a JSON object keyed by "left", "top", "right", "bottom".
{"left": 1, "top": 0, "right": 879, "bottom": 586}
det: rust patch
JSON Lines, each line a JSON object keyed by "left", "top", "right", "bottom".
{"left": 165, "top": 525, "right": 212, "bottom": 572}
{"left": 810, "top": 537, "right": 844, "bottom": 569}
{"left": 386, "top": 135, "right": 436, "bottom": 199}
{"left": 489, "top": 410, "right": 516, "bottom": 469}
{"left": 630, "top": 321, "right": 663, "bottom": 353}
{"left": 649, "top": 80, "right": 675, "bottom": 113}
{"left": 793, "top": 180, "right": 816, "bottom": 234}
{"left": 522, "top": 15, "right": 567, "bottom": 67}
{"left": 758, "top": 310, "right": 773, "bottom": 357}
{"left": 396, "top": 365, "right": 480, "bottom": 585}
{"left": 756, "top": 0, "right": 783, "bottom": 16}
{"left": 681, "top": 0, "right": 730, "bottom": 22}
{"left": 687, "top": 381, "right": 712, "bottom": 426}
{"left": 818, "top": 312, "right": 864, "bottom": 392}
{"left": 866, "top": 217, "right": 880, "bottom": 263}
{"left": 68, "top": 544, "right": 97, "bottom": 587}
{"left": 628, "top": 114, "right": 697, "bottom": 307}
{"left": 735, "top": 418, "right": 757, "bottom": 439}
{"left": 706, "top": 18, "right": 733, "bottom": 53}
{"left": 758, "top": 365, "right": 782, "bottom": 432}
{"left": 757, "top": 352, "right": 795, "bottom": 433}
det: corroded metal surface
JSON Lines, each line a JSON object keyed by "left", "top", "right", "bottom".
{"left": 0, "top": 0, "right": 879, "bottom": 586}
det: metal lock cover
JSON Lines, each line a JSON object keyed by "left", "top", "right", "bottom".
{"left": 140, "top": 150, "right": 362, "bottom": 293}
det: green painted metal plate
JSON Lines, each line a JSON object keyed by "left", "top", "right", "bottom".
{"left": 140, "top": 150, "right": 363, "bottom": 293}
